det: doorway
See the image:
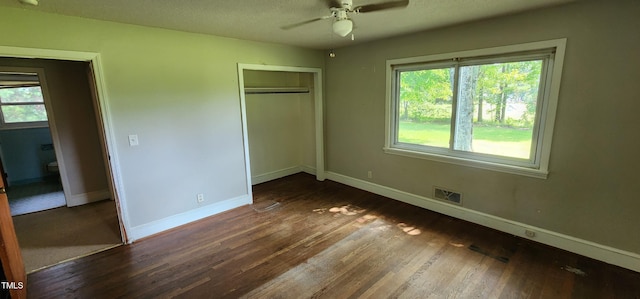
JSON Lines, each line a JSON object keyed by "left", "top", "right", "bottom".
{"left": 0, "top": 47, "right": 127, "bottom": 275}
{"left": 0, "top": 69, "right": 66, "bottom": 216}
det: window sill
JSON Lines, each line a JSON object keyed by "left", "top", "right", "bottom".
{"left": 0, "top": 122, "right": 49, "bottom": 130}
{"left": 383, "top": 147, "right": 548, "bottom": 179}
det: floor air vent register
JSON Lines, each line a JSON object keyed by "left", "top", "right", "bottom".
{"left": 434, "top": 187, "right": 462, "bottom": 205}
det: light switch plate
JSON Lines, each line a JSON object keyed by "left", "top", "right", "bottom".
{"left": 128, "top": 134, "right": 139, "bottom": 146}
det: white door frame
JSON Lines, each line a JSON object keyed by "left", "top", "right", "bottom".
{"left": 237, "top": 64, "right": 325, "bottom": 199}
{"left": 0, "top": 46, "right": 130, "bottom": 243}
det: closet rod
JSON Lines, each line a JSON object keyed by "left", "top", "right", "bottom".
{"left": 244, "top": 87, "right": 310, "bottom": 94}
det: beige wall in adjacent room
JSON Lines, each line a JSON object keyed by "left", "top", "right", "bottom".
{"left": 324, "top": 0, "right": 640, "bottom": 254}
{"left": 0, "top": 58, "right": 109, "bottom": 199}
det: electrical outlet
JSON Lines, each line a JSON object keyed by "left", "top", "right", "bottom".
{"left": 197, "top": 193, "right": 204, "bottom": 204}
{"left": 367, "top": 171, "right": 373, "bottom": 179}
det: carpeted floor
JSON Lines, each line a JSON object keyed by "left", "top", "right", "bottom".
{"left": 12, "top": 199, "right": 123, "bottom": 273}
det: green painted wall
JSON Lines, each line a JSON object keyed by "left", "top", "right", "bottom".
{"left": 0, "top": 7, "right": 323, "bottom": 228}
{"left": 325, "top": 0, "right": 640, "bottom": 254}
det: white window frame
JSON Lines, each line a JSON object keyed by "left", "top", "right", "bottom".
{"left": 384, "top": 39, "right": 566, "bottom": 179}
{"left": 0, "top": 74, "right": 49, "bottom": 130}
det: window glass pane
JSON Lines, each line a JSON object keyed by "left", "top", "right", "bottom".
{"left": 1, "top": 104, "right": 48, "bottom": 123}
{"left": 453, "top": 60, "right": 543, "bottom": 159}
{"left": 397, "top": 67, "right": 454, "bottom": 148}
{"left": 0, "top": 86, "right": 44, "bottom": 103}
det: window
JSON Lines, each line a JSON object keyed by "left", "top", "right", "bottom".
{"left": 0, "top": 72, "right": 48, "bottom": 129}
{"left": 385, "top": 39, "right": 566, "bottom": 178}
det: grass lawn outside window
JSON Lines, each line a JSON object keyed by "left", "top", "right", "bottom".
{"left": 384, "top": 39, "right": 567, "bottom": 178}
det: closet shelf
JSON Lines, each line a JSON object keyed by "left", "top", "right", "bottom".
{"left": 244, "top": 87, "right": 309, "bottom": 94}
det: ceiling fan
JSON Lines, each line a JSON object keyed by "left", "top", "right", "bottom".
{"left": 282, "top": 0, "right": 410, "bottom": 37}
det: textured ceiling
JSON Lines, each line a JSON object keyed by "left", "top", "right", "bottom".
{"left": 1, "top": 0, "right": 575, "bottom": 49}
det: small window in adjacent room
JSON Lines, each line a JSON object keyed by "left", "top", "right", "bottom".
{"left": 385, "top": 39, "right": 566, "bottom": 178}
{"left": 0, "top": 72, "right": 48, "bottom": 129}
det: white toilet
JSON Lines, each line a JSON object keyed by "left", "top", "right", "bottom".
{"left": 47, "top": 161, "right": 59, "bottom": 173}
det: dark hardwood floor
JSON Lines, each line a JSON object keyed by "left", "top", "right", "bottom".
{"left": 27, "top": 173, "right": 640, "bottom": 298}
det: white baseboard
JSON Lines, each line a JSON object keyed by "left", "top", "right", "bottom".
{"left": 252, "top": 165, "right": 317, "bottom": 185}
{"left": 252, "top": 166, "right": 302, "bottom": 185}
{"left": 66, "top": 189, "right": 111, "bottom": 207}
{"left": 300, "top": 165, "right": 317, "bottom": 176}
{"left": 325, "top": 171, "right": 640, "bottom": 273}
{"left": 127, "top": 194, "right": 252, "bottom": 242}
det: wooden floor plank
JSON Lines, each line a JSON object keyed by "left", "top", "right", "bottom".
{"left": 26, "top": 173, "right": 640, "bottom": 298}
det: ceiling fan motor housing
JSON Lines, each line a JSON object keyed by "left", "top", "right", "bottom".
{"left": 340, "top": 0, "right": 353, "bottom": 10}
{"left": 335, "top": 10, "right": 349, "bottom": 20}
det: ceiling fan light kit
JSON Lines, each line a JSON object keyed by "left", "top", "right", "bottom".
{"left": 333, "top": 19, "right": 353, "bottom": 37}
{"left": 282, "top": 0, "right": 409, "bottom": 38}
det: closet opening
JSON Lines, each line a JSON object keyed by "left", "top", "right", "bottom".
{"left": 237, "top": 64, "right": 324, "bottom": 199}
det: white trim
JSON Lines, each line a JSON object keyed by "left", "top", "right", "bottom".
{"left": 0, "top": 80, "right": 49, "bottom": 129}
{"left": 384, "top": 39, "right": 566, "bottom": 179}
{"left": 0, "top": 45, "right": 130, "bottom": 243}
{"left": 236, "top": 65, "right": 253, "bottom": 200}
{"left": 252, "top": 166, "right": 304, "bottom": 185}
{"left": 0, "top": 46, "right": 97, "bottom": 61}
{"left": 0, "top": 123, "right": 49, "bottom": 131}
{"left": 387, "top": 39, "right": 567, "bottom": 67}
{"left": 66, "top": 189, "right": 111, "bottom": 207}
{"left": 251, "top": 165, "right": 318, "bottom": 185}
{"left": 313, "top": 69, "right": 326, "bottom": 181}
{"left": 236, "top": 63, "right": 325, "bottom": 194}
{"left": 538, "top": 39, "right": 566, "bottom": 175}
{"left": 383, "top": 147, "right": 548, "bottom": 179}
{"left": 325, "top": 171, "right": 640, "bottom": 273}
{"left": 90, "top": 54, "right": 131, "bottom": 243}
{"left": 300, "top": 165, "right": 317, "bottom": 176}
{"left": 244, "top": 87, "right": 310, "bottom": 94}
{"left": 128, "top": 194, "right": 252, "bottom": 242}
{"left": 86, "top": 55, "right": 130, "bottom": 242}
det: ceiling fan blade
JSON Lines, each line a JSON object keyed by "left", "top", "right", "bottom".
{"left": 281, "top": 16, "right": 331, "bottom": 30}
{"left": 355, "top": 0, "right": 409, "bottom": 13}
